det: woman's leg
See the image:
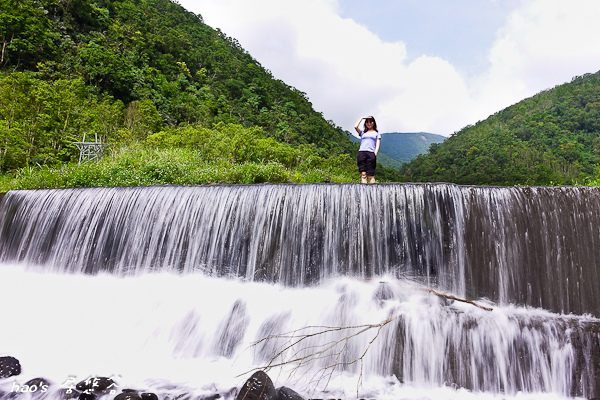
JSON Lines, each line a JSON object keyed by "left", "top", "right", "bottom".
{"left": 367, "top": 153, "right": 376, "bottom": 184}
{"left": 361, "top": 171, "right": 368, "bottom": 184}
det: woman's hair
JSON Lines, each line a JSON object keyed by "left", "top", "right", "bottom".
{"left": 364, "top": 116, "right": 378, "bottom": 132}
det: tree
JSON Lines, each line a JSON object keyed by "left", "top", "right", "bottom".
{"left": 0, "top": 0, "right": 59, "bottom": 68}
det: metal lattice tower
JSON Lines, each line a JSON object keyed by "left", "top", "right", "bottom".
{"left": 74, "top": 133, "right": 108, "bottom": 164}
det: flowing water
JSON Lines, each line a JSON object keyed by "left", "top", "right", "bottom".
{"left": 0, "top": 184, "right": 599, "bottom": 400}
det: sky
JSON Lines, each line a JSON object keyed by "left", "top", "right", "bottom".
{"left": 177, "top": 0, "right": 600, "bottom": 137}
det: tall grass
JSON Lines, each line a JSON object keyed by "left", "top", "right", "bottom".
{"left": 0, "top": 123, "right": 403, "bottom": 191}
{"left": 0, "top": 146, "right": 358, "bottom": 191}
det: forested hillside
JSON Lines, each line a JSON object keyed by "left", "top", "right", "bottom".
{"left": 383, "top": 132, "right": 446, "bottom": 164}
{"left": 0, "top": 0, "right": 402, "bottom": 187}
{"left": 401, "top": 71, "right": 600, "bottom": 185}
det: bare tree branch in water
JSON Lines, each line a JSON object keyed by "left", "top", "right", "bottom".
{"left": 421, "top": 288, "right": 494, "bottom": 311}
{"left": 241, "top": 317, "right": 394, "bottom": 392}
{"left": 242, "top": 289, "right": 492, "bottom": 393}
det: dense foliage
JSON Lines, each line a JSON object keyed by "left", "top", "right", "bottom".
{"left": 401, "top": 72, "right": 600, "bottom": 185}
{"left": 0, "top": 0, "right": 402, "bottom": 185}
{"left": 0, "top": 123, "right": 365, "bottom": 191}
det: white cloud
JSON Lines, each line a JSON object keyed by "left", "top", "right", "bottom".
{"left": 378, "top": 56, "right": 476, "bottom": 134}
{"left": 181, "top": 0, "right": 600, "bottom": 136}
{"left": 477, "top": 0, "right": 600, "bottom": 117}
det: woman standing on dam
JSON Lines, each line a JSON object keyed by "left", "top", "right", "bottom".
{"left": 355, "top": 115, "right": 381, "bottom": 184}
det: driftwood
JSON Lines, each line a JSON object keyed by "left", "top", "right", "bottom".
{"left": 243, "top": 285, "right": 492, "bottom": 395}
{"left": 242, "top": 318, "right": 394, "bottom": 391}
{"left": 422, "top": 288, "right": 494, "bottom": 311}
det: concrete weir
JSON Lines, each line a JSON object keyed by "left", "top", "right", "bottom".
{"left": 1, "top": 183, "right": 599, "bottom": 397}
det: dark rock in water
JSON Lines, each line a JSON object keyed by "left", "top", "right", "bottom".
{"left": 114, "top": 391, "right": 141, "bottom": 400}
{"left": 140, "top": 393, "right": 158, "bottom": 400}
{"left": 56, "top": 388, "right": 81, "bottom": 400}
{"left": 0, "top": 379, "right": 51, "bottom": 398}
{"left": 24, "top": 377, "right": 52, "bottom": 392}
{"left": 78, "top": 393, "right": 96, "bottom": 400}
{"left": 76, "top": 377, "right": 117, "bottom": 395}
{"left": 3, "top": 392, "right": 20, "bottom": 400}
{"left": 214, "top": 299, "right": 250, "bottom": 358}
{"left": 236, "top": 371, "right": 276, "bottom": 400}
{"left": 438, "top": 296, "right": 454, "bottom": 307}
{"left": 222, "top": 387, "right": 238, "bottom": 400}
{"left": 373, "top": 282, "right": 394, "bottom": 305}
{"left": 199, "top": 394, "right": 220, "bottom": 400}
{"left": 120, "top": 389, "right": 139, "bottom": 394}
{"left": 275, "top": 387, "right": 304, "bottom": 400}
{"left": 23, "top": 378, "right": 53, "bottom": 399}
{"left": 0, "top": 357, "right": 21, "bottom": 378}
{"left": 254, "top": 312, "right": 291, "bottom": 363}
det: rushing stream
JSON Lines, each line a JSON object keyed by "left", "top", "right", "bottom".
{"left": 0, "top": 184, "right": 599, "bottom": 399}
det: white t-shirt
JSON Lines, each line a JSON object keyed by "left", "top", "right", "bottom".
{"left": 358, "top": 130, "right": 381, "bottom": 152}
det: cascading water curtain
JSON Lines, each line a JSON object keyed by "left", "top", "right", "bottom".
{"left": 0, "top": 184, "right": 466, "bottom": 289}
{"left": 1, "top": 183, "right": 600, "bottom": 398}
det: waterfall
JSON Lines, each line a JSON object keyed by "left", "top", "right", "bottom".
{"left": 0, "top": 184, "right": 465, "bottom": 288}
{"left": 0, "top": 183, "right": 599, "bottom": 399}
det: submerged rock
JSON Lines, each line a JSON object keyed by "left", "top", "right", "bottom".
{"left": 214, "top": 300, "right": 250, "bottom": 358}
{"left": 24, "top": 378, "right": 52, "bottom": 399}
{"left": 55, "top": 388, "right": 81, "bottom": 400}
{"left": 76, "top": 377, "right": 117, "bottom": 395}
{"left": 24, "top": 378, "right": 52, "bottom": 389}
{"left": 236, "top": 371, "right": 275, "bottom": 400}
{"left": 373, "top": 281, "right": 394, "bottom": 306}
{"left": 198, "top": 395, "right": 220, "bottom": 400}
{"left": 114, "top": 390, "right": 141, "bottom": 400}
{"left": 0, "top": 357, "right": 21, "bottom": 379}
{"left": 274, "top": 387, "right": 304, "bottom": 400}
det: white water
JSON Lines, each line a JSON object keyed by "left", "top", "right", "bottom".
{"left": 5, "top": 185, "right": 600, "bottom": 317}
{"left": 0, "top": 265, "right": 590, "bottom": 400}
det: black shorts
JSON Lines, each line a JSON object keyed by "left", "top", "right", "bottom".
{"left": 357, "top": 151, "right": 376, "bottom": 176}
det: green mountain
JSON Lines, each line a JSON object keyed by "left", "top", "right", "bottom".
{"left": 0, "top": 0, "right": 349, "bottom": 165}
{"left": 400, "top": 71, "right": 600, "bottom": 186}
{"left": 351, "top": 132, "right": 446, "bottom": 169}
{"left": 0, "top": 0, "right": 403, "bottom": 185}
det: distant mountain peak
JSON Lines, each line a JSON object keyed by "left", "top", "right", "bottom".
{"left": 351, "top": 132, "right": 446, "bottom": 168}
